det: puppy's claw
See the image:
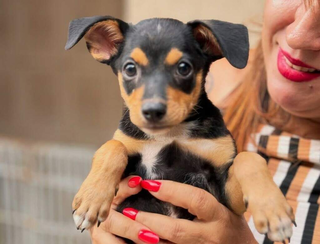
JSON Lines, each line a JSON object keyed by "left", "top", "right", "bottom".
{"left": 288, "top": 238, "right": 291, "bottom": 243}
{"left": 244, "top": 200, "right": 248, "bottom": 210}
{"left": 97, "top": 220, "right": 101, "bottom": 228}
{"left": 81, "top": 228, "right": 85, "bottom": 233}
{"left": 292, "top": 220, "right": 297, "bottom": 227}
{"left": 72, "top": 209, "right": 76, "bottom": 215}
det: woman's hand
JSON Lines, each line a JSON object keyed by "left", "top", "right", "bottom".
{"left": 90, "top": 177, "right": 257, "bottom": 244}
{"left": 90, "top": 176, "right": 155, "bottom": 244}
{"left": 130, "top": 180, "right": 257, "bottom": 244}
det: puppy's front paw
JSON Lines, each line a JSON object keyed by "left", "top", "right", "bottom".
{"left": 246, "top": 189, "right": 295, "bottom": 242}
{"left": 72, "top": 175, "right": 117, "bottom": 231}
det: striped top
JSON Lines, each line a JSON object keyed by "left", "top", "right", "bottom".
{"left": 244, "top": 124, "right": 320, "bottom": 244}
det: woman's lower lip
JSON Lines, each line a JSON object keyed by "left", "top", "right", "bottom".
{"left": 277, "top": 50, "right": 320, "bottom": 82}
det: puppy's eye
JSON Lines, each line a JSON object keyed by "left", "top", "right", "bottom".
{"left": 124, "top": 63, "right": 137, "bottom": 77}
{"left": 177, "top": 62, "right": 192, "bottom": 77}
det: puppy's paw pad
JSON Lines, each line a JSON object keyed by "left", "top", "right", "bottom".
{"left": 247, "top": 191, "right": 295, "bottom": 241}
{"left": 267, "top": 216, "right": 293, "bottom": 242}
{"left": 251, "top": 208, "right": 294, "bottom": 241}
{"left": 73, "top": 213, "right": 85, "bottom": 229}
{"left": 73, "top": 212, "right": 96, "bottom": 232}
{"left": 72, "top": 202, "right": 112, "bottom": 231}
{"left": 72, "top": 184, "right": 115, "bottom": 230}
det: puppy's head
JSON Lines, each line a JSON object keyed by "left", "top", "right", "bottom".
{"left": 65, "top": 16, "right": 248, "bottom": 134}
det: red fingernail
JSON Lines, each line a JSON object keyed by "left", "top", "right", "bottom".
{"left": 138, "top": 230, "right": 159, "bottom": 244}
{"left": 141, "top": 180, "right": 161, "bottom": 192}
{"left": 128, "top": 176, "right": 142, "bottom": 188}
{"left": 122, "top": 208, "right": 138, "bottom": 220}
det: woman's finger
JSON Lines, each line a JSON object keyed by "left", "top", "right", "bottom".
{"left": 123, "top": 208, "right": 201, "bottom": 244}
{"left": 112, "top": 175, "right": 142, "bottom": 207}
{"left": 90, "top": 226, "right": 126, "bottom": 244}
{"left": 101, "top": 209, "right": 159, "bottom": 244}
{"left": 158, "top": 240, "right": 174, "bottom": 244}
{"left": 141, "top": 180, "right": 223, "bottom": 221}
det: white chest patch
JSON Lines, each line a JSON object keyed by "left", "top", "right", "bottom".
{"left": 157, "top": 23, "right": 162, "bottom": 33}
{"left": 140, "top": 140, "right": 171, "bottom": 178}
{"left": 139, "top": 123, "right": 194, "bottom": 178}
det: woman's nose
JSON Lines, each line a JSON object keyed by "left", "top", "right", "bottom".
{"left": 286, "top": 2, "right": 320, "bottom": 50}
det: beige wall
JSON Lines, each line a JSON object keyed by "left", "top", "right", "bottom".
{"left": 0, "top": 0, "right": 124, "bottom": 146}
{"left": 123, "top": 0, "right": 265, "bottom": 47}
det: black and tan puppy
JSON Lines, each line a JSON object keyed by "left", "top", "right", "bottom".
{"left": 66, "top": 16, "right": 294, "bottom": 242}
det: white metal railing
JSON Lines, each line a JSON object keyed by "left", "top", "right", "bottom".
{"left": 0, "top": 138, "right": 95, "bottom": 244}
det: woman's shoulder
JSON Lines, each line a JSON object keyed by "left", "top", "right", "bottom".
{"left": 206, "top": 49, "right": 255, "bottom": 108}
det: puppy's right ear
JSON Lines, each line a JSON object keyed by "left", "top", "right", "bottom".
{"left": 188, "top": 20, "right": 249, "bottom": 69}
{"left": 65, "top": 16, "right": 129, "bottom": 64}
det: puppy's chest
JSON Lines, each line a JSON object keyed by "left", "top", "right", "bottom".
{"left": 129, "top": 138, "right": 221, "bottom": 181}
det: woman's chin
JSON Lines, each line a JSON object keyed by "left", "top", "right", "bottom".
{"left": 267, "top": 74, "right": 320, "bottom": 119}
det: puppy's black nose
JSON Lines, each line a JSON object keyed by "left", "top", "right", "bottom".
{"left": 142, "top": 103, "right": 167, "bottom": 122}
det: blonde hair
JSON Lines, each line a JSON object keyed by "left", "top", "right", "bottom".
{"left": 223, "top": 41, "right": 279, "bottom": 152}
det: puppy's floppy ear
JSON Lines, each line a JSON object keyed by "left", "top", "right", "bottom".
{"left": 187, "top": 20, "right": 249, "bottom": 69}
{"left": 65, "top": 16, "right": 129, "bottom": 64}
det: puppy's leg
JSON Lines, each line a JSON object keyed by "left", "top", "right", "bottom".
{"left": 225, "top": 152, "right": 295, "bottom": 242}
{"left": 72, "top": 140, "right": 128, "bottom": 231}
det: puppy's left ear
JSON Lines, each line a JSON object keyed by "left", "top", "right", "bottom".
{"left": 187, "top": 20, "right": 249, "bottom": 69}
{"left": 65, "top": 16, "right": 130, "bottom": 64}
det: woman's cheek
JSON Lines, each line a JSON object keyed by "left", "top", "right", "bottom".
{"left": 262, "top": 0, "right": 299, "bottom": 54}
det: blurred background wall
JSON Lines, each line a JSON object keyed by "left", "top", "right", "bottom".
{"left": 0, "top": 0, "right": 125, "bottom": 147}
{"left": 0, "top": 0, "right": 264, "bottom": 243}
{"left": 123, "top": 0, "right": 264, "bottom": 48}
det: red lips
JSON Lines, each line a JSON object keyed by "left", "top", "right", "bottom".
{"left": 277, "top": 49, "right": 320, "bottom": 82}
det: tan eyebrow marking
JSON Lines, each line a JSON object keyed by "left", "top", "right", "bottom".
{"left": 165, "top": 48, "right": 183, "bottom": 65}
{"left": 130, "top": 48, "right": 149, "bottom": 66}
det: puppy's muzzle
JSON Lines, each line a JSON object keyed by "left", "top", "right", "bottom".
{"left": 142, "top": 102, "right": 167, "bottom": 123}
